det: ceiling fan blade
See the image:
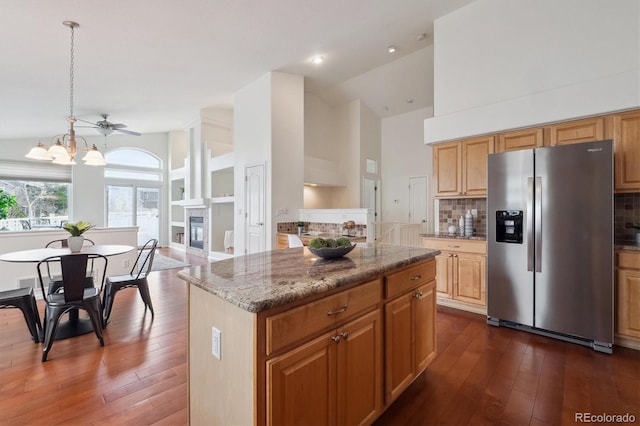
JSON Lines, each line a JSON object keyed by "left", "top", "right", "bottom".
{"left": 110, "top": 123, "right": 128, "bottom": 129}
{"left": 75, "top": 125, "right": 98, "bottom": 128}
{"left": 76, "top": 118, "right": 99, "bottom": 125}
{"left": 115, "top": 128, "right": 141, "bottom": 136}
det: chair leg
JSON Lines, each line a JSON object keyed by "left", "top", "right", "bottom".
{"left": 137, "top": 279, "right": 155, "bottom": 317}
{"left": 42, "top": 307, "right": 62, "bottom": 362}
{"left": 85, "top": 299, "right": 104, "bottom": 346}
{"left": 17, "top": 296, "right": 42, "bottom": 343}
{"left": 102, "top": 283, "right": 115, "bottom": 326}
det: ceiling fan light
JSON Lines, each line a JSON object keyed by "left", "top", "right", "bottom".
{"left": 25, "top": 143, "right": 52, "bottom": 160}
{"left": 83, "top": 145, "right": 106, "bottom": 166}
{"left": 97, "top": 127, "right": 113, "bottom": 137}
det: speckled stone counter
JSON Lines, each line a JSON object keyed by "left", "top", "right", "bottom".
{"left": 420, "top": 233, "right": 487, "bottom": 241}
{"left": 178, "top": 244, "right": 440, "bottom": 313}
{"left": 616, "top": 241, "right": 640, "bottom": 251}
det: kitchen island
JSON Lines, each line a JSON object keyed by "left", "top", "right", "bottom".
{"left": 178, "top": 244, "right": 440, "bottom": 425}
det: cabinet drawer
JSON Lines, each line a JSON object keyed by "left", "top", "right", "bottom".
{"left": 617, "top": 251, "right": 640, "bottom": 270}
{"left": 266, "top": 279, "right": 380, "bottom": 355}
{"left": 422, "top": 238, "right": 487, "bottom": 255}
{"left": 385, "top": 260, "right": 436, "bottom": 299}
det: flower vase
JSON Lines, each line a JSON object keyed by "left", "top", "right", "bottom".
{"left": 67, "top": 236, "right": 84, "bottom": 253}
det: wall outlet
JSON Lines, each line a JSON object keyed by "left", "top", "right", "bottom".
{"left": 212, "top": 326, "right": 221, "bottom": 360}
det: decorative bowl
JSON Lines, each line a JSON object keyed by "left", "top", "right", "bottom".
{"left": 307, "top": 244, "right": 356, "bottom": 259}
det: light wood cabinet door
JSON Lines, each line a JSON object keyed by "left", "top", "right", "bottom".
{"left": 454, "top": 253, "right": 486, "bottom": 306}
{"left": 336, "top": 310, "right": 382, "bottom": 426}
{"left": 497, "top": 128, "right": 544, "bottom": 152}
{"left": 414, "top": 281, "right": 437, "bottom": 372}
{"left": 277, "top": 234, "right": 288, "bottom": 249}
{"left": 433, "top": 141, "right": 462, "bottom": 197}
{"left": 616, "top": 268, "right": 640, "bottom": 339}
{"left": 462, "top": 135, "right": 494, "bottom": 196}
{"left": 613, "top": 110, "right": 640, "bottom": 192}
{"left": 267, "top": 329, "right": 336, "bottom": 426}
{"left": 384, "top": 292, "right": 413, "bottom": 403}
{"left": 435, "top": 252, "right": 453, "bottom": 298}
{"left": 549, "top": 117, "right": 605, "bottom": 146}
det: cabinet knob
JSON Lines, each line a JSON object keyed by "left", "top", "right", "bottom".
{"left": 411, "top": 275, "right": 422, "bottom": 281}
{"left": 340, "top": 332, "right": 349, "bottom": 340}
{"left": 414, "top": 291, "right": 424, "bottom": 298}
{"left": 331, "top": 335, "right": 341, "bottom": 343}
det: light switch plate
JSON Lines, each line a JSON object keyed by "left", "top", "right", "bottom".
{"left": 212, "top": 326, "right": 221, "bottom": 359}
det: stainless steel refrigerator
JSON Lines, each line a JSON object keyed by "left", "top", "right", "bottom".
{"left": 487, "top": 139, "right": 613, "bottom": 353}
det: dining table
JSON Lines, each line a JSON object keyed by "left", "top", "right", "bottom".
{"left": 0, "top": 244, "right": 135, "bottom": 340}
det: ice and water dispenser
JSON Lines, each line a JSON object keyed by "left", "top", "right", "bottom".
{"left": 495, "top": 210, "right": 523, "bottom": 244}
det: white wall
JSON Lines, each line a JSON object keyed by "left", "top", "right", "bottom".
{"left": 425, "top": 0, "right": 640, "bottom": 143}
{"left": 381, "top": 107, "right": 433, "bottom": 227}
{"left": 233, "top": 72, "right": 304, "bottom": 253}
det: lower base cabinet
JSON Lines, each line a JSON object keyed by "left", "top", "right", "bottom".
{"left": 267, "top": 309, "right": 382, "bottom": 425}
{"left": 616, "top": 250, "right": 640, "bottom": 348}
{"left": 385, "top": 280, "right": 436, "bottom": 403}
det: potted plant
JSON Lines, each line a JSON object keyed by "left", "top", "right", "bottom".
{"left": 296, "top": 221, "right": 306, "bottom": 236}
{"left": 63, "top": 221, "right": 95, "bottom": 252}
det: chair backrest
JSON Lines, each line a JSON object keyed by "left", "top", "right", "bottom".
{"left": 287, "top": 234, "right": 304, "bottom": 248}
{"left": 132, "top": 239, "right": 159, "bottom": 279}
{"left": 37, "top": 253, "right": 108, "bottom": 302}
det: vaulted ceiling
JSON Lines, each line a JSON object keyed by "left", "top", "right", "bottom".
{"left": 0, "top": 0, "right": 474, "bottom": 139}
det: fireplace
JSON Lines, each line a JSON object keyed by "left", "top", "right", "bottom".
{"left": 189, "top": 216, "right": 204, "bottom": 249}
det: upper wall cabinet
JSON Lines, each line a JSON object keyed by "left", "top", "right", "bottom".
{"left": 433, "top": 136, "right": 494, "bottom": 198}
{"left": 614, "top": 110, "right": 640, "bottom": 192}
{"left": 548, "top": 116, "right": 608, "bottom": 146}
{"left": 496, "top": 128, "right": 543, "bottom": 152}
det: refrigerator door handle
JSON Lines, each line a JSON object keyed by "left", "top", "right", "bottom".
{"left": 535, "top": 177, "right": 542, "bottom": 273}
{"left": 527, "top": 177, "right": 534, "bottom": 272}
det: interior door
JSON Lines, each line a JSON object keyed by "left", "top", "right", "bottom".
{"left": 245, "top": 163, "right": 265, "bottom": 254}
{"left": 409, "top": 176, "right": 428, "bottom": 233}
{"left": 363, "top": 178, "right": 378, "bottom": 221}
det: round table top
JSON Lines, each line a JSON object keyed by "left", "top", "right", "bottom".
{"left": 0, "top": 245, "right": 135, "bottom": 263}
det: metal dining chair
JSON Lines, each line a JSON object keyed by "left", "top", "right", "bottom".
{"left": 0, "top": 287, "right": 42, "bottom": 343}
{"left": 37, "top": 253, "right": 108, "bottom": 362}
{"left": 102, "top": 239, "right": 158, "bottom": 325}
{"left": 45, "top": 238, "right": 96, "bottom": 294}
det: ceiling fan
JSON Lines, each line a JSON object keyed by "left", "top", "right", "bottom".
{"left": 77, "top": 114, "right": 141, "bottom": 137}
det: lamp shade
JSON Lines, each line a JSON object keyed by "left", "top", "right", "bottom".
{"left": 25, "top": 143, "right": 52, "bottom": 160}
{"left": 82, "top": 145, "right": 106, "bottom": 166}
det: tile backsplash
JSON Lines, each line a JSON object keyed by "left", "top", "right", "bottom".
{"left": 438, "top": 198, "right": 487, "bottom": 236}
{"left": 436, "top": 193, "right": 640, "bottom": 243}
{"left": 615, "top": 193, "right": 640, "bottom": 243}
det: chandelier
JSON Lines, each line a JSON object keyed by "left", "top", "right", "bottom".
{"left": 25, "top": 21, "right": 105, "bottom": 166}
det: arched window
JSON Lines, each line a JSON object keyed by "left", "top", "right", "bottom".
{"left": 104, "top": 149, "right": 163, "bottom": 246}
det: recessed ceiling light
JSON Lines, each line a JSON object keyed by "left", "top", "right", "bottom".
{"left": 387, "top": 46, "right": 397, "bottom": 53}
{"left": 416, "top": 33, "right": 427, "bottom": 41}
{"left": 407, "top": 98, "right": 414, "bottom": 104}
{"left": 311, "top": 55, "right": 324, "bottom": 64}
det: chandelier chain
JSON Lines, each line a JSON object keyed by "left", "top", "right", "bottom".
{"left": 69, "top": 24, "right": 75, "bottom": 119}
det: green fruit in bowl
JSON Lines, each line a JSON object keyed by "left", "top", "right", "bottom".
{"left": 325, "top": 238, "right": 338, "bottom": 247}
{"left": 309, "top": 238, "right": 328, "bottom": 249}
{"left": 336, "top": 237, "right": 352, "bottom": 247}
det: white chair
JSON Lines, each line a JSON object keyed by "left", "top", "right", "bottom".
{"left": 287, "top": 234, "right": 304, "bottom": 248}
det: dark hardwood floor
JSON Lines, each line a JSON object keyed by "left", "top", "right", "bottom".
{"left": 1, "top": 248, "right": 638, "bottom": 425}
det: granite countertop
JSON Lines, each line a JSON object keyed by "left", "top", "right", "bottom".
{"left": 279, "top": 232, "right": 367, "bottom": 242}
{"left": 420, "top": 233, "right": 487, "bottom": 241}
{"left": 616, "top": 241, "right": 640, "bottom": 251}
{"left": 178, "top": 244, "right": 440, "bottom": 313}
